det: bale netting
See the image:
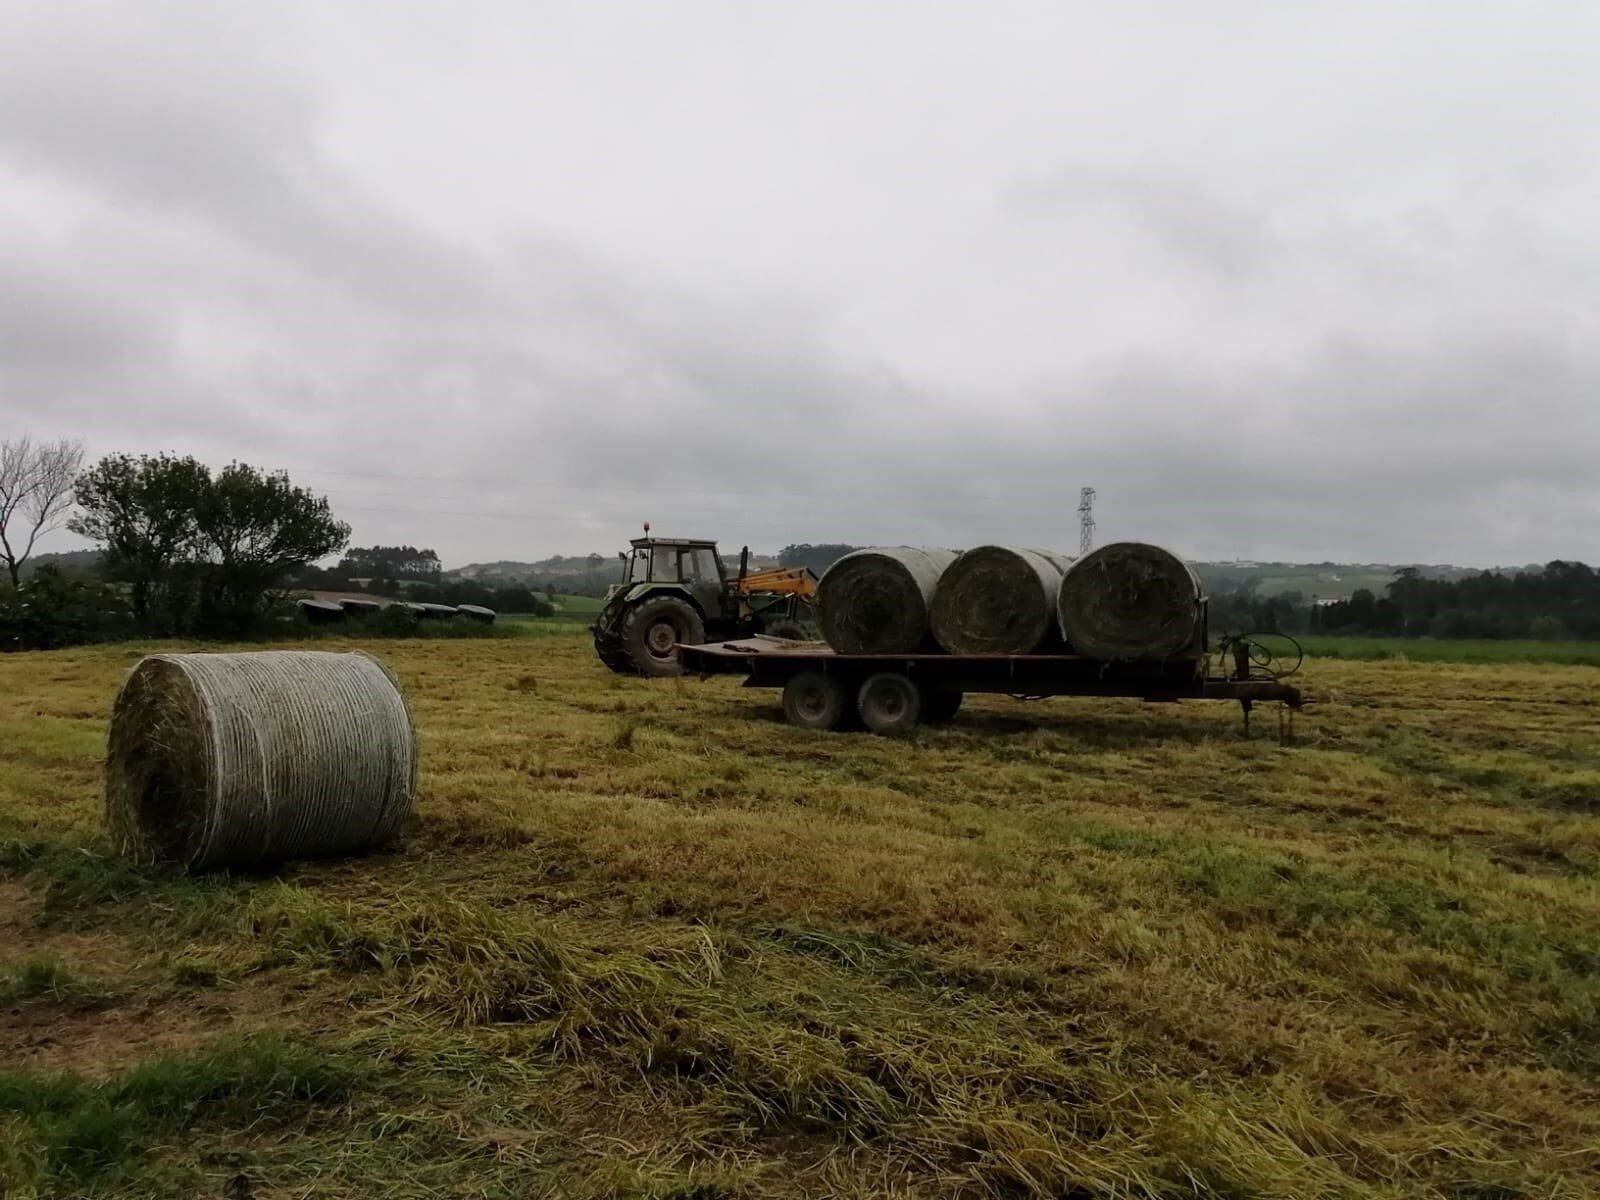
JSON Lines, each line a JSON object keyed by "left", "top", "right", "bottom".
{"left": 106, "top": 651, "right": 417, "bottom": 872}
{"left": 930, "top": 546, "right": 1075, "bottom": 655}
{"left": 1056, "top": 542, "right": 1205, "bottom": 660}
{"left": 816, "top": 547, "right": 958, "bottom": 654}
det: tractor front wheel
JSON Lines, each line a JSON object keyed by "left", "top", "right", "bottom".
{"left": 620, "top": 596, "right": 706, "bottom": 677}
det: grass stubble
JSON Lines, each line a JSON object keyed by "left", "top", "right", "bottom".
{"left": 0, "top": 630, "right": 1596, "bottom": 1197}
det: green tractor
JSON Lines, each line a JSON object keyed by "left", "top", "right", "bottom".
{"left": 592, "top": 533, "right": 817, "bottom": 676}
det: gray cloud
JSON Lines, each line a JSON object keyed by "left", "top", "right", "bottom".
{"left": 1008, "top": 164, "right": 1274, "bottom": 279}
{"left": 2, "top": 1, "right": 1598, "bottom": 568}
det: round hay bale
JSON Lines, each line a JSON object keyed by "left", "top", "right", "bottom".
{"left": 106, "top": 651, "right": 417, "bottom": 871}
{"left": 930, "top": 546, "right": 1074, "bottom": 654}
{"left": 1056, "top": 542, "right": 1204, "bottom": 660}
{"left": 816, "top": 547, "right": 957, "bottom": 654}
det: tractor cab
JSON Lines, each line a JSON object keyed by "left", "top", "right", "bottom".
{"left": 615, "top": 536, "right": 728, "bottom": 619}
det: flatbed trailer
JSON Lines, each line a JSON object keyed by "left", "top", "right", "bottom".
{"left": 677, "top": 636, "right": 1305, "bottom": 735}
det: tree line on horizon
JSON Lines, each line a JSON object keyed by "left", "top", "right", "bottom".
{"left": 1209, "top": 563, "right": 1600, "bottom": 640}
{"left": 5, "top": 441, "right": 1598, "bottom": 649}
{"left": 0, "top": 444, "right": 552, "bottom": 649}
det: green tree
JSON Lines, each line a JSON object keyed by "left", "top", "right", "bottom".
{"left": 1529, "top": 614, "right": 1567, "bottom": 641}
{"left": 194, "top": 463, "right": 350, "bottom": 634}
{"left": 337, "top": 545, "right": 441, "bottom": 580}
{"left": 69, "top": 454, "right": 348, "bottom": 636}
{"left": 69, "top": 453, "right": 210, "bottom": 627}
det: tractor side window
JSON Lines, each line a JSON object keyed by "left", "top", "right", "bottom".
{"left": 649, "top": 546, "right": 676, "bottom": 582}
{"left": 626, "top": 551, "right": 645, "bottom": 583}
{"left": 684, "top": 548, "right": 720, "bottom": 583}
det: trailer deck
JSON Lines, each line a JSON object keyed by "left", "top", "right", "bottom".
{"left": 678, "top": 636, "right": 1304, "bottom": 734}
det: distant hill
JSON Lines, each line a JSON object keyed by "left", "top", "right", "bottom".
{"left": 20, "top": 549, "right": 103, "bottom": 579}
{"left": 1191, "top": 561, "right": 1478, "bottom": 602}
{"left": 448, "top": 549, "right": 781, "bottom": 597}
{"left": 445, "top": 548, "right": 1514, "bottom": 604}
{"left": 450, "top": 555, "right": 610, "bottom": 584}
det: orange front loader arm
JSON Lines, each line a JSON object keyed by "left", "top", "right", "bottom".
{"left": 733, "top": 566, "right": 818, "bottom": 598}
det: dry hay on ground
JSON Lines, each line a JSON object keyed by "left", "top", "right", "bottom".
{"left": 1, "top": 632, "right": 1597, "bottom": 1198}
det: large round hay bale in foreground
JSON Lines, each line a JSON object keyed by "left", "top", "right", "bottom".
{"left": 816, "top": 547, "right": 958, "bottom": 654}
{"left": 1056, "top": 542, "right": 1204, "bottom": 660}
{"left": 930, "top": 546, "right": 1074, "bottom": 654}
{"left": 106, "top": 651, "right": 417, "bottom": 871}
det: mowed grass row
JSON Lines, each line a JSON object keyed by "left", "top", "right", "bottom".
{"left": 0, "top": 630, "right": 1597, "bottom": 1198}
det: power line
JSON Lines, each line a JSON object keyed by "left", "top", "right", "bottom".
{"left": 1078, "top": 487, "right": 1096, "bottom": 556}
{"left": 292, "top": 466, "right": 1086, "bottom": 507}
{"left": 333, "top": 502, "right": 1083, "bottom": 536}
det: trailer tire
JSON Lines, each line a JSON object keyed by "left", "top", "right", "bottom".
{"left": 783, "top": 671, "right": 850, "bottom": 730}
{"left": 857, "top": 672, "right": 922, "bottom": 735}
{"left": 922, "top": 687, "right": 963, "bottom": 723}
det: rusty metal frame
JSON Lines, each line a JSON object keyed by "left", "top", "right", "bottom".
{"left": 678, "top": 636, "right": 1304, "bottom": 708}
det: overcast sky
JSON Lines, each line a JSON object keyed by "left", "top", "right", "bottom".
{"left": 3, "top": 1, "right": 1597, "bottom": 568}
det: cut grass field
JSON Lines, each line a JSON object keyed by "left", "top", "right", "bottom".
{"left": 1, "top": 629, "right": 1597, "bottom": 1197}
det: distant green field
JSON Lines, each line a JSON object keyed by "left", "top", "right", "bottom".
{"left": 1195, "top": 564, "right": 1405, "bottom": 599}
{"left": 547, "top": 593, "right": 605, "bottom": 613}
{"left": 1299, "top": 635, "right": 1600, "bottom": 666}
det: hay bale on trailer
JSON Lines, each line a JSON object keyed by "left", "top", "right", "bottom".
{"left": 1056, "top": 542, "right": 1204, "bottom": 660}
{"left": 106, "top": 651, "right": 417, "bottom": 871}
{"left": 816, "top": 547, "right": 957, "bottom": 654}
{"left": 930, "top": 546, "right": 1074, "bottom": 654}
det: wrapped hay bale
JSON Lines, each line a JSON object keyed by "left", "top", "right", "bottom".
{"left": 106, "top": 651, "right": 416, "bottom": 871}
{"left": 816, "top": 547, "right": 958, "bottom": 654}
{"left": 1056, "top": 542, "right": 1204, "bottom": 660}
{"left": 930, "top": 546, "right": 1074, "bottom": 654}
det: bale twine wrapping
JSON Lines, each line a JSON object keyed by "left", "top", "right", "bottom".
{"left": 1056, "top": 542, "right": 1204, "bottom": 660}
{"left": 816, "top": 547, "right": 958, "bottom": 654}
{"left": 106, "top": 651, "right": 417, "bottom": 871}
{"left": 930, "top": 546, "right": 1075, "bottom": 654}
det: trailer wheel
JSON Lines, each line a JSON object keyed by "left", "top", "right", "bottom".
{"left": 857, "top": 672, "right": 922, "bottom": 735}
{"left": 782, "top": 671, "right": 850, "bottom": 730}
{"left": 922, "top": 687, "right": 963, "bottom": 723}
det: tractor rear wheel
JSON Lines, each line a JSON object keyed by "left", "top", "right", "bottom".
{"left": 593, "top": 629, "right": 638, "bottom": 674}
{"left": 857, "top": 672, "right": 922, "bottom": 735}
{"left": 782, "top": 671, "right": 850, "bottom": 730}
{"left": 619, "top": 596, "right": 706, "bottom": 677}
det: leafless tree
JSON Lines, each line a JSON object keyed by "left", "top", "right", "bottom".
{"left": 0, "top": 436, "right": 86, "bottom": 587}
